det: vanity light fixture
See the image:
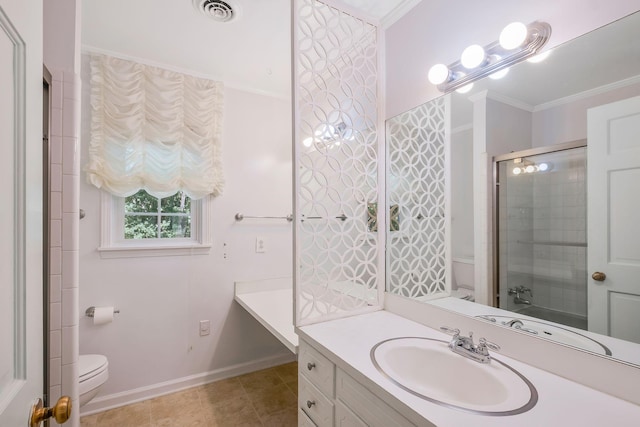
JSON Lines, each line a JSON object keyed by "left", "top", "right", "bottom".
{"left": 428, "top": 21, "right": 552, "bottom": 93}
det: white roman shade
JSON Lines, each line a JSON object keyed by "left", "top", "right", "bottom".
{"left": 86, "top": 54, "right": 224, "bottom": 199}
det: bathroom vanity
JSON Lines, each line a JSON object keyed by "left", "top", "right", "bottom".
{"left": 296, "top": 311, "right": 640, "bottom": 426}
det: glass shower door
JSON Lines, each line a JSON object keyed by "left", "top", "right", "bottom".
{"left": 496, "top": 145, "right": 587, "bottom": 330}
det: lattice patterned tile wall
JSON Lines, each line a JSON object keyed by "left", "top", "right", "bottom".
{"left": 294, "top": 0, "right": 381, "bottom": 325}
{"left": 386, "top": 96, "right": 450, "bottom": 299}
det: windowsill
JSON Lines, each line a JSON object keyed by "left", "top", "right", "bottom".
{"left": 97, "top": 243, "right": 212, "bottom": 259}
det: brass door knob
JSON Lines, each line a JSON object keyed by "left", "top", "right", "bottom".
{"left": 592, "top": 272, "right": 606, "bottom": 282}
{"left": 30, "top": 396, "right": 72, "bottom": 427}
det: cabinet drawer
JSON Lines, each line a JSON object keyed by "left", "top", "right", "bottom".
{"left": 299, "top": 375, "right": 334, "bottom": 427}
{"left": 299, "top": 407, "right": 317, "bottom": 427}
{"left": 335, "top": 400, "right": 367, "bottom": 427}
{"left": 299, "top": 340, "right": 336, "bottom": 398}
{"left": 336, "top": 369, "right": 420, "bottom": 427}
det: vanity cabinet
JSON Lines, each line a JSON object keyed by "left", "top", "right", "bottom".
{"left": 298, "top": 339, "right": 416, "bottom": 427}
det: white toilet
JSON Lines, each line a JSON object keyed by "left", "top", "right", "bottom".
{"left": 79, "top": 354, "right": 109, "bottom": 407}
{"left": 452, "top": 257, "right": 475, "bottom": 301}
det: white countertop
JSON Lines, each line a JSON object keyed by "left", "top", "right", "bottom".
{"left": 298, "top": 310, "right": 640, "bottom": 427}
{"left": 234, "top": 277, "right": 298, "bottom": 353}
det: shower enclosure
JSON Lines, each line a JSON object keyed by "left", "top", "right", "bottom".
{"left": 495, "top": 141, "right": 587, "bottom": 330}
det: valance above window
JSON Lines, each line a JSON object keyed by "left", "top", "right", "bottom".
{"left": 86, "top": 54, "right": 224, "bottom": 200}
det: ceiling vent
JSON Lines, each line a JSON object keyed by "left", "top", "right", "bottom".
{"left": 193, "top": 0, "right": 240, "bottom": 23}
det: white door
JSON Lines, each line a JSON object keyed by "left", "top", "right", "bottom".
{"left": 0, "top": 1, "right": 45, "bottom": 426}
{"left": 587, "top": 96, "right": 640, "bottom": 344}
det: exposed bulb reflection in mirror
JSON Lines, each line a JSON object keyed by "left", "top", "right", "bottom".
{"left": 487, "top": 54, "right": 510, "bottom": 79}
{"left": 527, "top": 50, "right": 551, "bottom": 63}
{"left": 455, "top": 82, "right": 474, "bottom": 94}
{"left": 489, "top": 67, "right": 509, "bottom": 80}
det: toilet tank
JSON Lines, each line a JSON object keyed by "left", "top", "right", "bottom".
{"left": 452, "top": 257, "right": 474, "bottom": 290}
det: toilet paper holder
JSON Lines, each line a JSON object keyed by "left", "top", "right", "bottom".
{"left": 85, "top": 306, "right": 120, "bottom": 318}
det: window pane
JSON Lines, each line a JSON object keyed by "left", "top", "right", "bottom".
{"left": 161, "top": 215, "right": 191, "bottom": 238}
{"left": 125, "top": 215, "right": 159, "bottom": 239}
{"left": 161, "top": 191, "right": 191, "bottom": 213}
{"left": 125, "top": 190, "right": 158, "bottom": 213}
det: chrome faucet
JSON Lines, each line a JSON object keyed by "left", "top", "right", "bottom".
{"left": 502, "top": 318, "right": 539, "bottom": 335}
{"left": 508, "top": 286, "right": 533, "bottom": 305}
{"left": 503, "top": 319, "right": 524, "bottom": 328}
{"left": 440, "top": 326, "right": 500, "bottom": 364}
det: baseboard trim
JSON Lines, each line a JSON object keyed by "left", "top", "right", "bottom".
{"left": 80, "top": 352, "right": 296, "bottom": 416}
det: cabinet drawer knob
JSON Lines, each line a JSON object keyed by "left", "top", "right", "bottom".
{"left": 307, "top": 362, "right": 316, "bottom": 371}
{"left": 306, "top": 400, "right": 316, "bottom": 409}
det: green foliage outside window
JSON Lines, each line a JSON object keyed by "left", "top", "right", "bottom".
{"left": 124, "top": 190, "right": 191, "bottom": 239}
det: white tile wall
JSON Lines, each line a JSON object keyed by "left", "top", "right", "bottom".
{"left": 49, "top": 70, "right": 80, "bottom": 427}
{"left": 499, "top": 148, "right": 587, "bottom": 319}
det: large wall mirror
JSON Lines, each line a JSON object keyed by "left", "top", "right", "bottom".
{"left": 386, "top": 10, "right": 640, "bottom": 367}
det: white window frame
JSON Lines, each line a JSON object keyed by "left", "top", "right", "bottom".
{"left": 98, "top": 191, "right": 212, "bottom": 258}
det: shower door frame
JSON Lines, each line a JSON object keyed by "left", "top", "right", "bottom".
{"left": 492, "top": 139, "right": 587, "bottom": 308}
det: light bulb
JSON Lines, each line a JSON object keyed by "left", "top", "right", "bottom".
{"left": 525, "top": 165, "right": 535, "bottom": 173}
{"left": 455, "top": 82, "right": 474, "bottom": 94}
{"left": 500, "top": 22, "right": 528, "bottom": 50}
{"left": 489, "top": 67, "right": 509, "bottom": 80}
{"left": 538, "top": 162, "right": 549, "bottom": 172}
{"left": 527, "top": 50, "right": 551, "bottom": 63}
{"left": 461, "top": 44, "right": 486, "bottom": 69}
{"left": 428, "top": 63, "right": 450, "bottom": 85}
{"left": 513, "top": 167, "right": 522, "bottom": 175}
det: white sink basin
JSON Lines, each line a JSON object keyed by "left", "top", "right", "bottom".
{"left": 371, "top": 337, "right": 537, "bottom": 415}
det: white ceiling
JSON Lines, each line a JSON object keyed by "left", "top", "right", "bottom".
{"left": 82, "top": 0, "right": 411, "bottom": 98}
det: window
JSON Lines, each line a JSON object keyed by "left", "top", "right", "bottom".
{"left": 124, "top": 190, "right": 191, "bottom": 240}
{"left": 98, "top": 190, "right": 212, "bottom": 258}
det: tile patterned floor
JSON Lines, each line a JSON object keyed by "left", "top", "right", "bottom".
{"left": 80, "top": 362, "right": 298, "bottom": 427}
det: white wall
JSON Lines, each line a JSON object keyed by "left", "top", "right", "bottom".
{"left": 450, "top": 126, "right": 473, "bottom": 259}
{"left": 385, "top": 0, "right": 640, "bottom": 118}
{"left": 44, "top": 2, "right": 82, "bottom": 425}
{"left": 532, "top": 81, "right": 640, "bottom": 147}
{"left": 44, "top": 0, "right": 80, "bottom": 72}
{"left": 78, "top": 54, "right": 294, "bottom": 406}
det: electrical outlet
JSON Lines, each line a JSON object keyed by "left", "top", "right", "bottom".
{"left": 199, "top": 320, "right": 210, "bottom": 337}
{"left": 255, "top": 236, "right": 266, "bottom": 253}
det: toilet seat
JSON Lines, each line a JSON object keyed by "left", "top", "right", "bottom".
{"left": 79, "top": 354, "right": 108, "bottom": 381}
{"left": 79, "top": 354, "right": 109, "bottom": 407}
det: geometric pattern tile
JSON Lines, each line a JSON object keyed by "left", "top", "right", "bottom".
{"left": 295, "top": 0, "right": 380, "bottom": 325}
{"left": 386, "top": 96, "right": 447, "bottom": 298}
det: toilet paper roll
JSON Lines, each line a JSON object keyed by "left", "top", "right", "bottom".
{"left": 93, "top": 306, "right": 114, "bottom": 325}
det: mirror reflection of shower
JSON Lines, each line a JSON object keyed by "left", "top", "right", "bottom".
{"left": 496, "top": 142, "right": 587, "bottom": 330}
